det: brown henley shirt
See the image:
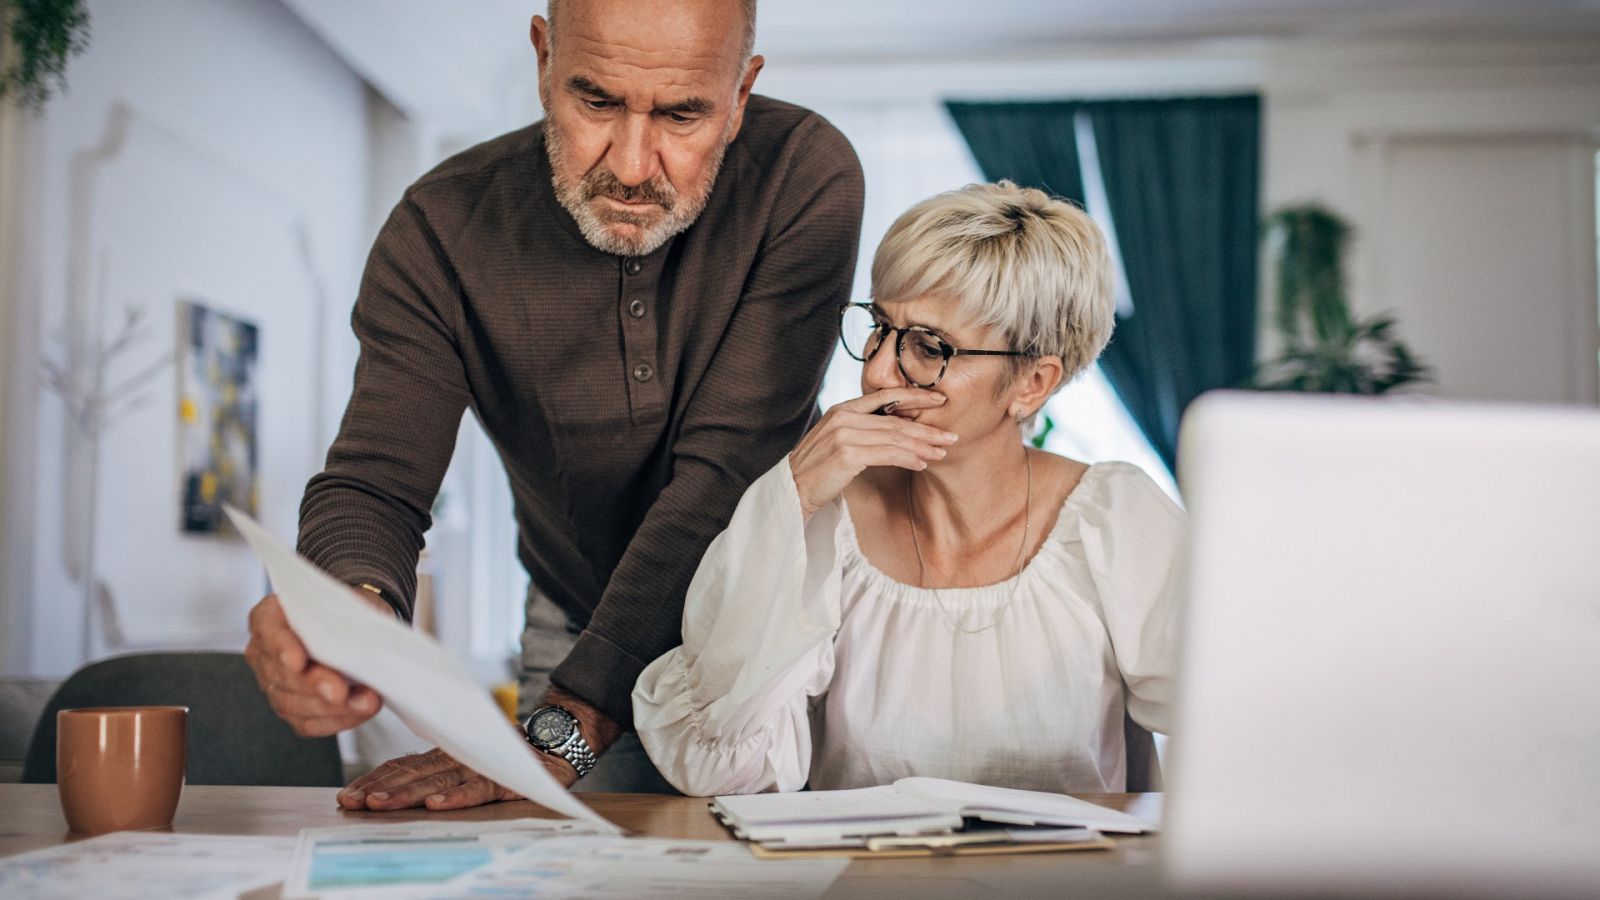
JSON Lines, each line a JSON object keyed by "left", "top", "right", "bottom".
{"left": 297, "top": 95, "right": 865, "bottom": 726}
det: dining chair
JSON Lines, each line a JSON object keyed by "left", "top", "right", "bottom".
{"left": 22, "top": 651, "right": 343, "bottom": 787}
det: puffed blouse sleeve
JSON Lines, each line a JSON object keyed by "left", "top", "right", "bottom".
{"left": 1076, "top": 462, "right": 1187, "bottom": 736}
{"left": 631, "top": 456, "right": 843, "bottom": 796}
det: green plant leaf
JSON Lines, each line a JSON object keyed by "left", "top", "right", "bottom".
{"left": 1253, "top": 204, "right": 1431, "bottom": 396}
{"left": 1, "top": 0, "right": 92, "bottom": 111}
{"left": 1030, "top": 414, "right": 1054, "bottom": 449}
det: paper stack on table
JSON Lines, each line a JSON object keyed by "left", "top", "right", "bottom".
{"left": 285, "top": 818, "right": 848, "bottom": 899}
{"left": 713, "top": 777, "right": 1153, "bottom": 857}
{"left": 0, "top": 820, "right": 849, "bottom": 900}
{"left": 224, "top": 506, "right": 613, "bottom": 831}
{"left": 0, "top": 833, "right": 295, "bottom": 900}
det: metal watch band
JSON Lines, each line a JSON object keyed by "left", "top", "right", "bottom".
{"left": 554, "top": 731, "right": 597, "bottom": 778}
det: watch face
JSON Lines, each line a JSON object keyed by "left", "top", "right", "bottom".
{"left": 528, "top": 708, "right": 574, "bottom": 748}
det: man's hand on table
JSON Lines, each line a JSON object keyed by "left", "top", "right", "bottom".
{"left": 244, "top": 592, "right": 387, "bottom": 737}
{"left": 336, "top": 683, "right": 623, "bottom": 811}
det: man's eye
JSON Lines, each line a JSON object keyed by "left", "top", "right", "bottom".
{"left": 665, "top": 112, "right": 693, "bottom": 125}
{"left": 584, "top": 99, "right": 611, "bottom": 111}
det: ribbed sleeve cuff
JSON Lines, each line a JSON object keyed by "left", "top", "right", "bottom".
{"left": 298, "top": 476, "right": 426, "bottom": 621}
{"left": 550, "top": 628, "right": 653, "bottom": 729}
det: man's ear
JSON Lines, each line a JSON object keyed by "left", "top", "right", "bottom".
{"left": 531, "top": 16, "right": 553, "bottom": 109}
{"left": 725, "top": 54, "right": 765, "bottom": 142}
{"left": 1013, "top": 355, "right": 1065, "bottom": 420}
{"left": 530, "top": 15, "right": 551, "bottom": 61}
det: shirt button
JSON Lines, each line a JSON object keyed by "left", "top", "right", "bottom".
{"left": 624, "top": 258, "right": 643, "bottom": 276}
{"left": 632, "top": 363, "right": 655, "bottom": 383}
{"left": 628, "top": 299, "right": 647, "bottom": 319}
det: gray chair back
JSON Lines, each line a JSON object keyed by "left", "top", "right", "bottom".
{"left": 22, "top": 651, "right": 342, "bottom": 787}
{"left": 1124, "top": 713, "right": 1164, "bottom": 792}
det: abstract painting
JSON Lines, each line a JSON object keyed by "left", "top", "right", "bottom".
{"left": 178, "top": 300, "right": 259, "bottom": 534}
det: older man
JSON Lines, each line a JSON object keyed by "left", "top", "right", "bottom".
{"left": 243, "top": 0, "right": 863, "bottom": 806}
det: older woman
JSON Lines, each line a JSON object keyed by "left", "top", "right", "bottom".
{"left": 632, "top": 182, "right": 1183, "bottom": 797}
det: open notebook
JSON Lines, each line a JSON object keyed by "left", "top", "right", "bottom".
{"left": 712, "top": 777, "right": 1154, "bottom": 857}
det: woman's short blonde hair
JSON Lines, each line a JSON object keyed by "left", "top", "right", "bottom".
{"left": 870, "top": 180, "right": 1115, "bottom": 386}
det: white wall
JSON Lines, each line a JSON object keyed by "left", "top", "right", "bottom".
{"left": 1263, "top": 42, "right": 1600, "bottom": 402}
{"left": 0, "top": 0, "right": 371, "bottom": 676}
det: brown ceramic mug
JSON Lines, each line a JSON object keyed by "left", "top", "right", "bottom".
{"left": 57, "top": 706, "right": 187, "bottom": 834}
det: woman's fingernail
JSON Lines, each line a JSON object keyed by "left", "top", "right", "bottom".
{"left": 352, "top": 694, "right": 375, "bottom": 712}
{"left": 370, "top": 792, "right": 389, "bottom": 801}
{"left": 933, "top": 393, "right": 947, "bottom": 402}
{"left": 945, "top": 432, "right": 959, "bottom": 441}
{"left": 318, "top": 683, "right": 339, "bottom": 703}
{"left": 427, "top": 794, "right": 445, "bottom": 804}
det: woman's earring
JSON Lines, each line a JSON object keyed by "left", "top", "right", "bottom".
{"left": 1013, "top": 407, "right": 1027, "bottom": 423}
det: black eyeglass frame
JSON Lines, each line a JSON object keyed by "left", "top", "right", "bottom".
{"left": 839, "top": 302, "right": 1035, "bottom": 389}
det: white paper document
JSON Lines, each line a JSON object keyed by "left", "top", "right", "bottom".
{"left": 897, "top": 777, "right": 1156, "bottom": 832}
{"left": 418, "top": 836, "right": 847, "bottom": 899}
{"left": 714, "top": 775, "right": 1154, "bottom": 846}
{"left": 283, "top": 819, "right": 846, "bottom": 900}
{"left": 225, "top": 506, "right": 614, "bottom": 830}
{"left": 0, "top": 832, "right": 295, "bottom": 900}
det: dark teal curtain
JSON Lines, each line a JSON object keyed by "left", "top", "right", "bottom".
{"left": 945, "top": 102, "right": 1086, "bottom": 206}
{"left": 946, "top": 96, "right": 1261, "bottom": 472}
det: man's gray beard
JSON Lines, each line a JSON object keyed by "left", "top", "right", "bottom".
{"left": 546, "top": 115, "right": 730, "bottom": 258}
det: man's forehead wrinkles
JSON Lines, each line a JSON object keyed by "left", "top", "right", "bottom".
{"left": 562, "top": 29, "right": 732, "bottom": 61}
{"left": 559, "top": 34, "right": 736, "bottom": 78}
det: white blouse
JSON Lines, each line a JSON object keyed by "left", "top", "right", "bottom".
{"left": 632, "top": 456, "right": 1185, "bottom": 797}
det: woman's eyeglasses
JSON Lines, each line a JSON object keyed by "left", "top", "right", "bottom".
{"left": 839, "top": 302, "right": 1033, "bottom": 389}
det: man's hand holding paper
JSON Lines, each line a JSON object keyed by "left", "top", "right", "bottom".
{"left": 226, "top": 506, "right": 616, "bottom": 831}
{"left": 244, "top": 593, "right": 386, "bottom": 738}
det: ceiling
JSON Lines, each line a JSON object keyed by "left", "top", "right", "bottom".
{"left": 754, "top": 0, "right": 1600, "bottom": 59}
{"left": 283, "top": 0, "right": 1600, "bottom": 124}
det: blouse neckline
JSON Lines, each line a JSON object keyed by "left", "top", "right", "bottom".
{"left": 836, "top": 461, "right": 1111, "bottom": 602}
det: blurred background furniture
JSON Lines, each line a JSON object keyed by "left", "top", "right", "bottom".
{"left": 21, "top": 652, "right": 341, "bottom": 787}
{"left": 1125, "top": 715, "right": 1163, "bottom": 792}
{"left": 0, "top": 678, "right": 60, "bottom": 783}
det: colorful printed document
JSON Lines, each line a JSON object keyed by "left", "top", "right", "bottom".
{"left": 445, "top": 836, "right": 850, "bottom": 899}
{"left": 225, "top": 505, "right": 614, "bottom": 830}
{"left": 284, "top": 818, "right": 606, "bottom": 898}
{"left": 284, "top": 819, "right": 848, "bottom": 899}
{"left": 0, "top": 832, "right": 295, "bottom": 900}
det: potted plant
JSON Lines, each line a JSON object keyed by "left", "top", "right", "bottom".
{"left": 1, "top": 0, "right": 91, "bottom": 110}
{"left": 1253, "top": 204, "right": 1430, "bottom": 394}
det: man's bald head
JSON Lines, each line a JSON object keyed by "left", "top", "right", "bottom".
{"left": 546, "top": 0, "right": 757, "bottom": 67}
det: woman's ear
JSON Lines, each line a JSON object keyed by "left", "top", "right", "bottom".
{"left": 1011, "top": 356, "right": 1064, "bottom": 420}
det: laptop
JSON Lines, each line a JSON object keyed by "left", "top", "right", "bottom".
{"left": 1164, "top": 392, "right": 1600, "bottom": 897}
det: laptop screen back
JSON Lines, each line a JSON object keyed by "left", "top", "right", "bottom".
{"left": 1164, "top": 392, "right": 1600, "bottom": 896}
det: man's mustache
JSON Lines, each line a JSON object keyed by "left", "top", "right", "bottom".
{"left": 584, "top": 170, "right": 676, "bottom": 210}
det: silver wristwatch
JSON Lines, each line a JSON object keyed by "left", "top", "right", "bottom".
{"left": 522, "top": 705, "right": 597, "bottom": 778}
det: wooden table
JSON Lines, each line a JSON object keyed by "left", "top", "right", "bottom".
{"left": 0, "top": 784, "right": 1171, "bottom": 898}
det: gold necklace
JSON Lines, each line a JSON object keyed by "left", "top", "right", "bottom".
{"left": 907, "top": 448, "right": 1033, "bottom": 635}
